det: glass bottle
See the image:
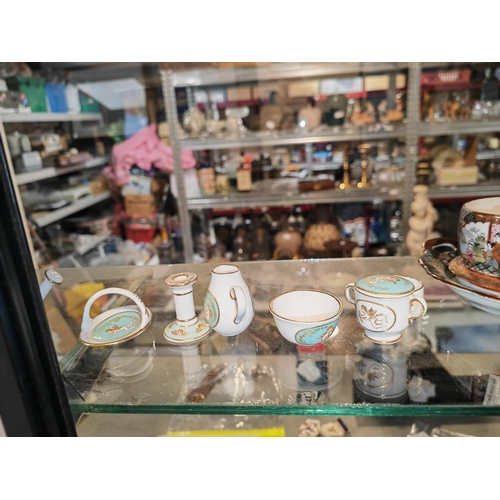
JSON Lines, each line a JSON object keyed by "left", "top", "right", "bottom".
{"left": 236, "top": 152, "right": 252, "bottom": 192}
{"left": 481, "top": 68, "right": 499, "bottom": 102}
{"left": 214, "top": 153, "right": 230, "bottom": 194}
{"left": 197, "top": 151, "right": 216, "bottom": 195}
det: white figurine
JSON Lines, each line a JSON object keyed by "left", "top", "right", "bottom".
{"left": 406, "top": 185, "right": 439, "bottom": 256}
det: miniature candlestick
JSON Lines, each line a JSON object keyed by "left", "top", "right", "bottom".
{"left": 163, "top": 272, "right": 212, "bottom": 345}
{"left": 357, "top": 143, "right": 371, "bottom": 188}
{"left": 339, "top": 150, "right": 352, "bottom": 190}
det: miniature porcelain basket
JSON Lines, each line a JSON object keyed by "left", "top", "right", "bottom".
{"left": 79, "top": 287, "right": 153, "bottom": 347}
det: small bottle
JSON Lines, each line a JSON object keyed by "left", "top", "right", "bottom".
{"left": 215, "top": 154, "right": 230, "bottom": 194}
{"left": 236, "top": 152, "right": 252, "bottom": 192}
{"left": 481, "top": 68, "right": 499, "bottom": 101}
{"left": 197, "top": 151, "right": 216, "bottom": 195}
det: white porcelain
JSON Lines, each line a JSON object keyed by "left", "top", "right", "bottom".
{"left": 204, "top": 264, "right": 254, "bottom": 337}
{"left": 345, "top": 275, "right": 427, "bottom": 343}
{"left": 455, "top": 276, "right": 500, "bottom": 297}
{"left": 80, "top": 287, "right": 152, "bottom": 346}
{"left": 40, "top": 269, "right": 63, "bottom": 299}
{"left": 164, "top": 272, "right": 212, "bottom": 345}
{"left": 269, "top": 290, "right": 343, "bottom": 346}
{"left": 395, "top": 275, "right": 425, "bottom": 338}
{"left": 443, "top": 280, "right": 500, "bottom": 315}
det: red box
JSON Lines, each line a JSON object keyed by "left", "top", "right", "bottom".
{"left": 421, "top": 70, "right": 471, "bottom": 86}
{"left": 123, "top": 214, "right": 157, "bottom": 243}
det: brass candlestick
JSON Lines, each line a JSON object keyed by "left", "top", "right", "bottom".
{"left": 357, "top": 143, "right": 371, "bottom": 188}
{"left": 339, "top": 150, "right": 352, "bottom": 189}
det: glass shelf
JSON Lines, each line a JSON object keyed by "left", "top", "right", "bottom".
{"left": 41, "top": 257, "right": 500, "bottom": 417}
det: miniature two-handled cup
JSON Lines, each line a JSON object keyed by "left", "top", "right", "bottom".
{"left": 204, "top": 264, "right": 254, "bottom": 337}
{"left": 269, "top": 289, "right": 343, "bottom": 346}
{"left": 344, "top": 274, "right": 427, "bottom": 343}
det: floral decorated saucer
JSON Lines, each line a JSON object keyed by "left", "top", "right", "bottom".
{"left": 419, "top": 238, "right": 500, "bottom": 316}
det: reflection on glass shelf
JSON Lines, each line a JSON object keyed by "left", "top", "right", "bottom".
{"left": 44, "top": 257, "right": 500, "bottom": 417}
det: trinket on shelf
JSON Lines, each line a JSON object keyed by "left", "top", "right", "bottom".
{"left": 163, "top": 272, "right": 212, "bottom": 345}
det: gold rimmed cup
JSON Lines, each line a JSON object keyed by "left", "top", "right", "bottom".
{"left": 269, "top": 289, "right": 343, "bottom": 346}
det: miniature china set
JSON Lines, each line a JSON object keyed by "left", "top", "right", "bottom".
{"left": 53, "top": 202, "right": 500, "bottom": 350}
{"left": 344, "top": 275, "right": 427, "bottom": 343}
{"left": 163, "top": 272, "right": 211, "bottom": 345}
{"left": 269, "top": 290, "right": 342, "bottom": 346}
{"left": 204, "top": 264, "right": 254, "bottom": 337}
{"left": 79, "top": 287, "right": 153, "bottom": 346}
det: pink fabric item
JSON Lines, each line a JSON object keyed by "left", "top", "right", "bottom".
{"left": 104, "top": 124, "right": 196, "bottom": 186}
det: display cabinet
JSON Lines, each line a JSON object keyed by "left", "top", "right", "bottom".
{"left": 39, "top": 257, "right": 500, "bottom": 434}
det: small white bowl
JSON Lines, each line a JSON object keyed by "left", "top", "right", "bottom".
{"left": 269, "top": 290, "right": 343, "bottom": 346}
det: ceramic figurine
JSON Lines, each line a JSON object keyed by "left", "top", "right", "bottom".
{"left": 164, "top": 272, "right": 212, "bottom": 345}
{"left": 298, "top": 97, "right": 322, "bottom": 131}
{"left": 344, "top": 274, "right": 427, "bottom": 343}
{"left": 406, "top": 185, "right": 439, "bottom": 256}
{"left": 183, "top": 107, "right": 205, "bottom": 136}
{"left": 204, "top": 264, "right": 254, "bottom": 337}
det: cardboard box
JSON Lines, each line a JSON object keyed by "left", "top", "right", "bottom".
{"left": 252, "top": 83, "right": 287, "bottom": 100}
{"left": 435, "top": 166, "right": 478, "bottom": 186}
{"left": 364, "top": 74, "right": 407, "bottom": 92}
{"left": 89, "top": 177, "right": 108, "bottom": 196}
{"left": 124, "top": 194, "right": 156, "bottom": 216}
{"left": 287, "top": 80, "right": 320, "bottom": 98}
{"left": 226, "top": 86, "right": 252, "bottom": 101}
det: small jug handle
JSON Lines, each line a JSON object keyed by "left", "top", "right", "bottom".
{"left": 81, "top": 287, "right": 146, "bottom": 333}
{"left": 230, "top": 286, "right": 247, "bottom": 324}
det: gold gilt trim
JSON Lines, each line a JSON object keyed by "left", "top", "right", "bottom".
{"left": 211, "top": 264, "right": 240, "bottom": 275}
{"left": 355, "top": 275, "right": 414, "bottom": 297}
{"left": 408, "top": 298, "right": 425, "bottom": 324}
{"left": 173, "top": 290, "right": 193, "bottom": 297}
{"left": 356, "top": 299, "right": 397, "bottom": 333}
{"left": 269, "top": 289, "right": 343, "bottom": 324}
{"left": 165, "top": 272, "right": 197, "bottom": 288}
{"left": 80, "top": 308, "right": 153, "bottom": 347}
{"left": 176, "top": 314, "right": 198, "bottom": 323}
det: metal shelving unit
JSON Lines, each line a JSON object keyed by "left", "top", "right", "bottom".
{"left": 162, "top": 62, "right": 419, "bottom": 263}
{"left": 0, "top": 113, "right": 102, "bottom": 123}
{"left": 16, "top": 156, "right": 108, "bottom": 185}
{"left": 181, "top": 123, "right": 406, "bottom": 151}
{"left": 31, "top": 191, "right": 111, "bottom": 227}
{"left": 185, "top": 185, "right": 404, "bottom": 210}
{"left": 74, "top": 230, "right": 112, "bottom": 255}
{"left": 428, "top": 181, "right": 500, "bottom": 200}
{"left": 159, "top": 63, "right": 500, "bottom": 262}
{"left": 420, "top": 119, "right": 500, "bottom": 137}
